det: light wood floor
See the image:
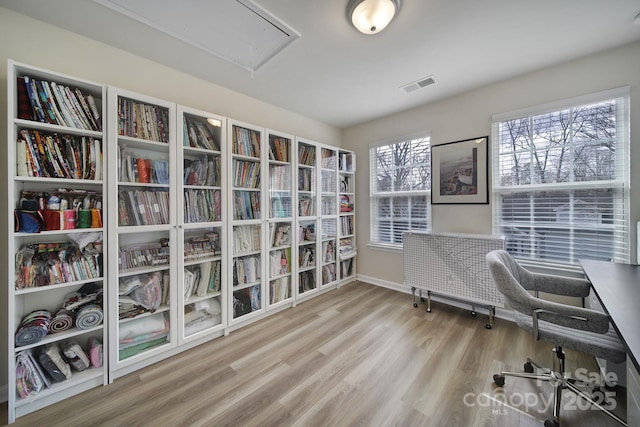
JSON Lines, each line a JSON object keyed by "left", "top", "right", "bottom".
{"left": 1, "top": 282, "right": 627, "bottom": 426}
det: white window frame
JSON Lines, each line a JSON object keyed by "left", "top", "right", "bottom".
{"left": 491, "top": 87, "right": 630, "bottom": 270}
{"left": 369, "top": 133, "right": 432, "bottom": 250}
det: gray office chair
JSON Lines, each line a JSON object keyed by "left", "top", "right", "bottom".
{"left": 485, "top": 250, "right": 627, "bottom": 427}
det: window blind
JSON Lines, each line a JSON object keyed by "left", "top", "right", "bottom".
{"left": 370, "top": 135, "right": 431, "bottom": 245}
{"left": 492, "top": 88, "right": 630, "bottom": 266}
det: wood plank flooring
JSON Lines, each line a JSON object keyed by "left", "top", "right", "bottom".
{"left": 1, "top": 282, "right": 627, "bottom": 426}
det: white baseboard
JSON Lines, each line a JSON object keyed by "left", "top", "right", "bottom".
{"left": 356, "top": 273, "right": 515, "bottom": 323}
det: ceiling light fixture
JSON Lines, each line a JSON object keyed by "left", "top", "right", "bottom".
{"left": 207, "top": 118, "right": 222, "bottom": 127}
{"left": 347, "top": 0, "right": 401, "bottom": 35}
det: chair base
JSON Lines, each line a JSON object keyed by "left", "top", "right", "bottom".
{"left": 493, "top": 346, "right": 627, "bottom": 426}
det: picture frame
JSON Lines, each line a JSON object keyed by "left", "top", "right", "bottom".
{"left": 431, "top": 136, "right": 489, "bottom": 204}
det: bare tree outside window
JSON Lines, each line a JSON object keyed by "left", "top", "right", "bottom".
{"left": 494, "top": 96, "right": 629, "bottom": 265}
{"left": 370, "top": 136, "right": 431, "bottom": 245}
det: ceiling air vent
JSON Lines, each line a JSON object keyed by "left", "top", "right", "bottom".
{"left": 400, "top": 76, "right": 435, "bottom": 94}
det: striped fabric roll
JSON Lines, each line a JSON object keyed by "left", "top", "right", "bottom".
{"left": 48, "top": 309, "right": 74, "bottom": 333}
{"left": 75, "top": 304, "right": 103, "bottom": 330}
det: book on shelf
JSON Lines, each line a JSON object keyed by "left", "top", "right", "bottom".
{"left": 270, "top": 276, "right": 290, "bottom": 304}
{"left": 184, "top": 260, "right": 221, "bottom": 298}
{"left": 118, "top": 97, "right": 169, "bottom": 143}
{"left": 120, "top": 150, "right": 169, "bottom": 184}
{"left": 20, "top": 75, "right": 102, "bottom": 131}
{"left": 339, "top": 238, "right": 355, "bottom": 257}
{"left": 322, "top": 264, "right": 336, "bottom": 284}
{"left": 270, "top": 195, "right": 291, "bottom": 218}
{"left": 232, "top": 191, "right": 260, "bottom": 220}
{"left": 270, "top": 223, "right": 291, "bottom": 247}
{"left": 232, "top": 126, "right": 260, "bottom": 158}
{"left": 268, "top": 136, "right": 289, "bottom": 162}
{"left": 232, "top": 255, "right": 261, "bottom": 285}
{"left": 184, "top": 232, "right": 221, "bottom": 261}
{"left": 297, "top": 168, "right": 313, "bottom": 191}
{"left": 322, "top": 240, "right": 335, "bottom": 263}
{"left": 298, "top": 144, "right": 315, "bottom": 166}
{"left": 16, "top": 130, "right": 101, "bottom": 180}
{"left": 339, "top": 174, "right": 351, "bottom": 193}
{"left": 233, "top": 224, "right": 261, "bottom": 254}
{"left": 233, "top": 159, "right": 261, "bottom": 188}
{"left": 298, "top": 196, "right": 314, "bottom": 217}
{"left": 340, "top": 216, "right": 354, "bottom": 235}
{"left": 269, "top": 164, "right": 290, "bottom": 190}
{"left": 269, "top": 249, "right": 290, "bottom": 277}
{"left": 340, "top": 259, "right": 354, "bottom": 277}
{"left": 298, "top": 223, "right": 316, "bottom": 242}
{"left": 117, "top": 189, "right": 169, "bottom": 226}
{"left": 183, "top": 115, "right": 220, "bottom": 151}
{"left": 299, "top": 246, "right": 315, "bottom": 268}
{"left": 184, "top": 155, "right": 220, "bottom": 187}
{"left": 119, "top": 239, "right": 170, "bottom": 270}
{"left": 298, "top": 270, "right": 315, "bottom": 292}
{"left": 321, "top": 148, "right": 336, "bottom": 169}
{"left": 184, "top": 189, "right": 221, "bottom": 223}
{"left": 339, "top": 152, "right": 353, "bottom": 171}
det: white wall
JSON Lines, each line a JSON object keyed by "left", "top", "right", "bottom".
{"left": 343, "top": 41, "right": 640, "bottom": 287}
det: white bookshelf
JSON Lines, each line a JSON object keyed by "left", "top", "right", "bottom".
{"left": 338, "top": 149, "right": 357, "bottom": 283}
{"left": 177, "top": 105, "right": 227, "bottom": 344}
{"left": 266, "top": 130, "right": 295, "bottom": 310}
{"left": 7, "top": 60, "right": 108, "bottom": 422}
{"left": 106, "top": 87, "right": 178, "bottom": 379}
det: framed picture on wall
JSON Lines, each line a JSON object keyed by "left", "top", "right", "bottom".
{"left": 431, "top": 136, "right": 489, "bottom": 204}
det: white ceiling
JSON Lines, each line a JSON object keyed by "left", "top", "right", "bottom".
{"left": 2, "top": 0, "right": 640, "bottom": 129}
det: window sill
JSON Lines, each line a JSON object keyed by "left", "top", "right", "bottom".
{"left": 367, "top": 242, "right": 403, "bottom": 254}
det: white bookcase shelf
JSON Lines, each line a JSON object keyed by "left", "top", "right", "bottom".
{"left": 4, "top": 59, "right": 356, "bottom": 423}
{"left": 6, "top": 60, "right": 108, "bottom": 423}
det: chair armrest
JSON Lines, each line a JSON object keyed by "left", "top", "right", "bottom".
{"left": 529, "top": 297, "right": 610, "bottom": 336}
{"left": 532, "top": 273, "right": 592, "bottom": 298}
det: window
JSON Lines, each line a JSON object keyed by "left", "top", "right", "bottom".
{"left": 492, "top": 88, "right": 630, "bottom": 267}
{"left": 370, "top": 135, "right": 431, "bottom": 246}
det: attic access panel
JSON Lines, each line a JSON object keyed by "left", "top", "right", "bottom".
{"left": 94, "top": 0, "right": 299, "bottom": 72}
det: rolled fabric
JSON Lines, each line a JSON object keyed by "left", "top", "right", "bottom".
{"left": 63, "top": 210, "right": 76, "bottom": 229}
{"left": 77, "top": 210, "right": 92, "bottom": 228}
{"left": 15, "top": 310, "right": 51, "bottom": 347}
{"left": 48, "top": 309, "right": 74, "bottom": 334}
{"left": 75, "top": 304, "right": 103, "bottom": 329}
{"left": 91, "top": 209, "right": 102, "bottom": 228}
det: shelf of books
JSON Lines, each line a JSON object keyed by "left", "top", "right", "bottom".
{"left": 177, "top": 106, "right": 226, "bottom": 344}
{"left": 320, "top": 147, "right": 338, "bottom": 288}
{"left": 338, "top": 150, "right": 357, "bottom": 283}
{"left": 7, "top": 60, "right": 108, "bottom": 422}
{"left": 107, "top": 87, "right": 177, "bottom": 379}
{"left": 228, "top": 120, "right": 266, "bottom": 325}
{"left": 267, "top": 130, "right": 294, "bottom": 310}
{"left": 296, "top": 140, "right": 319, "bottom": 298}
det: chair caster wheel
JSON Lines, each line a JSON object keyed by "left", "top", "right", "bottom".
{"left": 544, "top": 419, "right": 559, "bottom": 427}
{"left": 524, "top": 362, "right": 534, "bottom": 373}
{"left": 485, "top": 323, "right": 492, "bottom": 329}
{"left": 493, "top": 374, "right": 505, "bottom": 387}
{"left": 413, "top": 303, "right": 418, "bottom": 307}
